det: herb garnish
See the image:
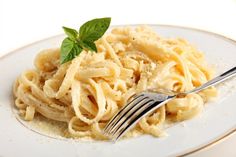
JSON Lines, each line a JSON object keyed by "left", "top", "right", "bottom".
{"left": 60, "top": 17, "right": 111, "bottom": 64}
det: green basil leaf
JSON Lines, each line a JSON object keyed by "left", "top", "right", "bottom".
{"left": 62, "top": 26, "right": 78, "bottom": 40}
{"left": 79, "top": 17, "right": 111, "bottom": 42}
{"left": 60, "top": 37, "right": 82, "bottom": 64}
{"left": 78, "top": 40, "right": 97, "bottom": 52}
{"left": 60, "top": 17, "right": 111, "bottom": 64}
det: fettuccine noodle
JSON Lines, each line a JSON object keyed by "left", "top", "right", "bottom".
{"left": 13, "top": 26, "right": 217, "bottom": 139}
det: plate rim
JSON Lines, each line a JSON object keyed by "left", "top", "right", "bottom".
{"left": 1, "top": 24, "right": 236, "bottom": 156}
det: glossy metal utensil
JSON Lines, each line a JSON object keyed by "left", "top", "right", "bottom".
{"left": 103, "top": 66, "right": 236, "bottom": 141}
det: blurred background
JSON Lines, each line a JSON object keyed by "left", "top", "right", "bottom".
{"left": 0, "top": 0, "right": 236, "bottom": 156}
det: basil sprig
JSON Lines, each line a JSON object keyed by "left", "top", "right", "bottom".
{"left": 60, "top": 17, "right": 111, "bottom": 64}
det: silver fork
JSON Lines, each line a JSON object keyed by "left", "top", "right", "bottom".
{"left": 103, "top": 66, "right": 236, "bottom": 141}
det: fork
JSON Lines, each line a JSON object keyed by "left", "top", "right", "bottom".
{"left": 103, "top": 66, "right": 236, "bottom": 141}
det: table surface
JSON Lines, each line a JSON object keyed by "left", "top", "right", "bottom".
{"left": 1, "top": 0, "right": 236, "bottom": 156}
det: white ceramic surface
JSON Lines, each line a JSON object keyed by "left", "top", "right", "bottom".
{"left": 0, "top": 25, "right": 236, "bottom": 157}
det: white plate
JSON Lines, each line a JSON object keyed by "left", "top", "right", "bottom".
{"left": 0, "top": 25, "right": 236, "bottom": 157}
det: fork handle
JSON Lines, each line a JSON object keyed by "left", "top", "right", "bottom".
{"left": 185, "top": 66, "right": 236, "bottom": 94}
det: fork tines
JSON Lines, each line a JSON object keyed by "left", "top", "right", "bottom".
{"left": 103, "top": 92, "right": 168, "bottom": 141}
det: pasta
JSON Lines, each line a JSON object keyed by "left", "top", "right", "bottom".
{"left": 13, "top": 26, "right": 217, "bottom": 140}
